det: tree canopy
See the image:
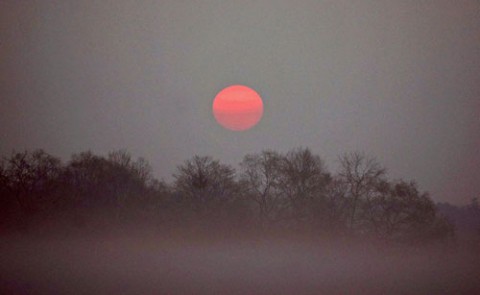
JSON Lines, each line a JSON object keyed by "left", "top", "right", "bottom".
{"left": 0, "top": 148, "right": 455, "bottom": 245}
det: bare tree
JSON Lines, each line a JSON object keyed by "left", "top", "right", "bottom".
{"left": 338, "top": 152, "right": 386, "bottom": 231}
{"left": 108, "top": 150, "right": 153, "bottom": 185}
{"left": 278, "top": 148, "right": 331, "bottom": 225}
{"left": 61, "top": 151, "right": 158, "bottom": 225}
{"left": 0, "top": 150, "right": 62, "bottom": 226}
{"left": 173, "top": 156, "right": 238, "bottom": 220}
{"left": 363, "top": 180, "right": 454, "bottom": 243}
{"left": 240, "top": 150, "right": 284, "bottom": 228}
{"left": 322, "top": 176, "right": 350, "bottom": 232}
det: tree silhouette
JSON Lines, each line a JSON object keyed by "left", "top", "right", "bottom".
{"left": 55, "top": 150, "right": 162, "bottom": 227}
{"left": 0, "top": 150, "right": 62, "bottom": 229}
{"left": 338, "top": 152, "right": 386, "bottom": 231}
{"left": 278, "top": 148, "right": 331, "bottom": 227}
{"left": 173, "top": 155, "right": 238, "bottom": 222}
{"left": 240, "top": 150, "right": 284, "bottom": 228}
{"left": 0, "top": 148, "right": 456, "bottom": 244}
{"left": 362, "top": 180, "right": 453, "bottom": 243}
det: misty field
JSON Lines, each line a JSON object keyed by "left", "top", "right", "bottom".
{"left": 1, "top": 229, "right": 479, "bottom": 295}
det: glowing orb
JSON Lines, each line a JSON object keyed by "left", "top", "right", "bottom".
{"left": 212, "top": 85, "right": 264, "bottom": 131}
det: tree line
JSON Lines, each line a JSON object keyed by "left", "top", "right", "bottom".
{"left": 437, "top": 198, "right": 480, "bottom": 242}
{"left": 0, "top": 148, "right": 454, "bottom": 244}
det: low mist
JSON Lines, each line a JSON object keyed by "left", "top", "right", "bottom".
{"left": 1, "top": 226, "right": 479, "bottom": 294}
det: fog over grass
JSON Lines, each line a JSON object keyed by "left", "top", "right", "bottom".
{"left": 1, "top": 227, "right": 479, "bottom": 295}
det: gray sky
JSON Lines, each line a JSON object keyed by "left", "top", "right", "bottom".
{"left": 1, "top": 0, "right": 479, "bottom": 204}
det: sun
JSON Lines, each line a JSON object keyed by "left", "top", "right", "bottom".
{"left": 212, "top": 85, "right": 264, "bottom": 131}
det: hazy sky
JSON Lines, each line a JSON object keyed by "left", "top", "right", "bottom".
{"left": 1, "top": 1, "right": 479, "bottom": 204}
